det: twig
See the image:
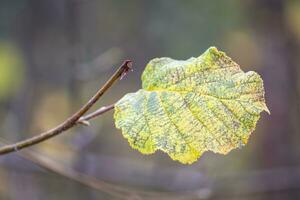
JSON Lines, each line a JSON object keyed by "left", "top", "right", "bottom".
{"left": 0, "top": 60, "right": 133, "bottom": 155}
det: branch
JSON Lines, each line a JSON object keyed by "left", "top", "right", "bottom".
{"left": 0, "top": 60, "right": 133, "bottom": 155}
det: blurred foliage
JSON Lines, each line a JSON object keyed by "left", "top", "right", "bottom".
{"left": 225, "top": 31, "right": 263, "bottom": 70}
{"left": 146, "top": 1, "right": 243, "bottom": 58}
{"left": 0, "top": 41, "right": 24, "bottom": 100}
{"left": 285, "top": 0, "right": 300, "bottom": 41}
{"left": 32, "top": 89, "right": 71, "bottom": 131}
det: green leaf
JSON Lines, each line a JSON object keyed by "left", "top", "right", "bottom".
{"left": 114, "top": 47, "right": 269, "bottom": 164}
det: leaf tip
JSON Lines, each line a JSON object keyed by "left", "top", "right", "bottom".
{"left": 264, "top": 105, "right": 271, "bottom": 115}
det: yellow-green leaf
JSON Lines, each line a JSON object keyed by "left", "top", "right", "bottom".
{"left": 114, "top": 47, "right": 269, "bottom": 164}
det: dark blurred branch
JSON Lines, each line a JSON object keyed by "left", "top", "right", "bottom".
{"left": 4, "top": 139, "right": 300, "bottom": 199}
{"left": 0, "top": 60, "right": 133, "bottom": 155}
{"left": 0, "top": 137, "right": 202, "bottom": 200}
{"left": 13, "top": 149, "right": 139, "bottom": 199}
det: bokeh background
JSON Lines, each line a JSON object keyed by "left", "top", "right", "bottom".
{"left": 0, "top": 0, "right": 300, "bottom": 199}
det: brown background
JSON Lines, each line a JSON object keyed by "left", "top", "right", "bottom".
{"left": 0, "top": 0, "right": 300, "bottom": 199}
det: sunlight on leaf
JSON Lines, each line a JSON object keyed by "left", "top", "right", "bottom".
{"left": 114, "top": 47, "right": 269, "bottom": 164}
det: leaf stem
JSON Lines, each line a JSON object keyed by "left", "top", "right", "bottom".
{"left": 77, "top": 104, "right": 115, "bottom": 126}
{"left": 0, "top": 60, "right": 132, "bottom": 155}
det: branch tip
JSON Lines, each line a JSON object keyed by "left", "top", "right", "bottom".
{"left": 120, "top": 60, "right": 133, "bottom": 80}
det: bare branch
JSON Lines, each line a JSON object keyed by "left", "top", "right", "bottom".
{"left": 0, "top": 137, "right": 198, "bottom": 200}
{"left": 0, "top": 60, "right": 133, "bottom": 155}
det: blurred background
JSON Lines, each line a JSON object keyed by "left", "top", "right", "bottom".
{"left": 0, "top": 0, "right": 300, "bottom": 199}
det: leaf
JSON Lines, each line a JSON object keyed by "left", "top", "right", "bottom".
{"left": 114, "top": 47, "right": 269, "bottom": 164}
